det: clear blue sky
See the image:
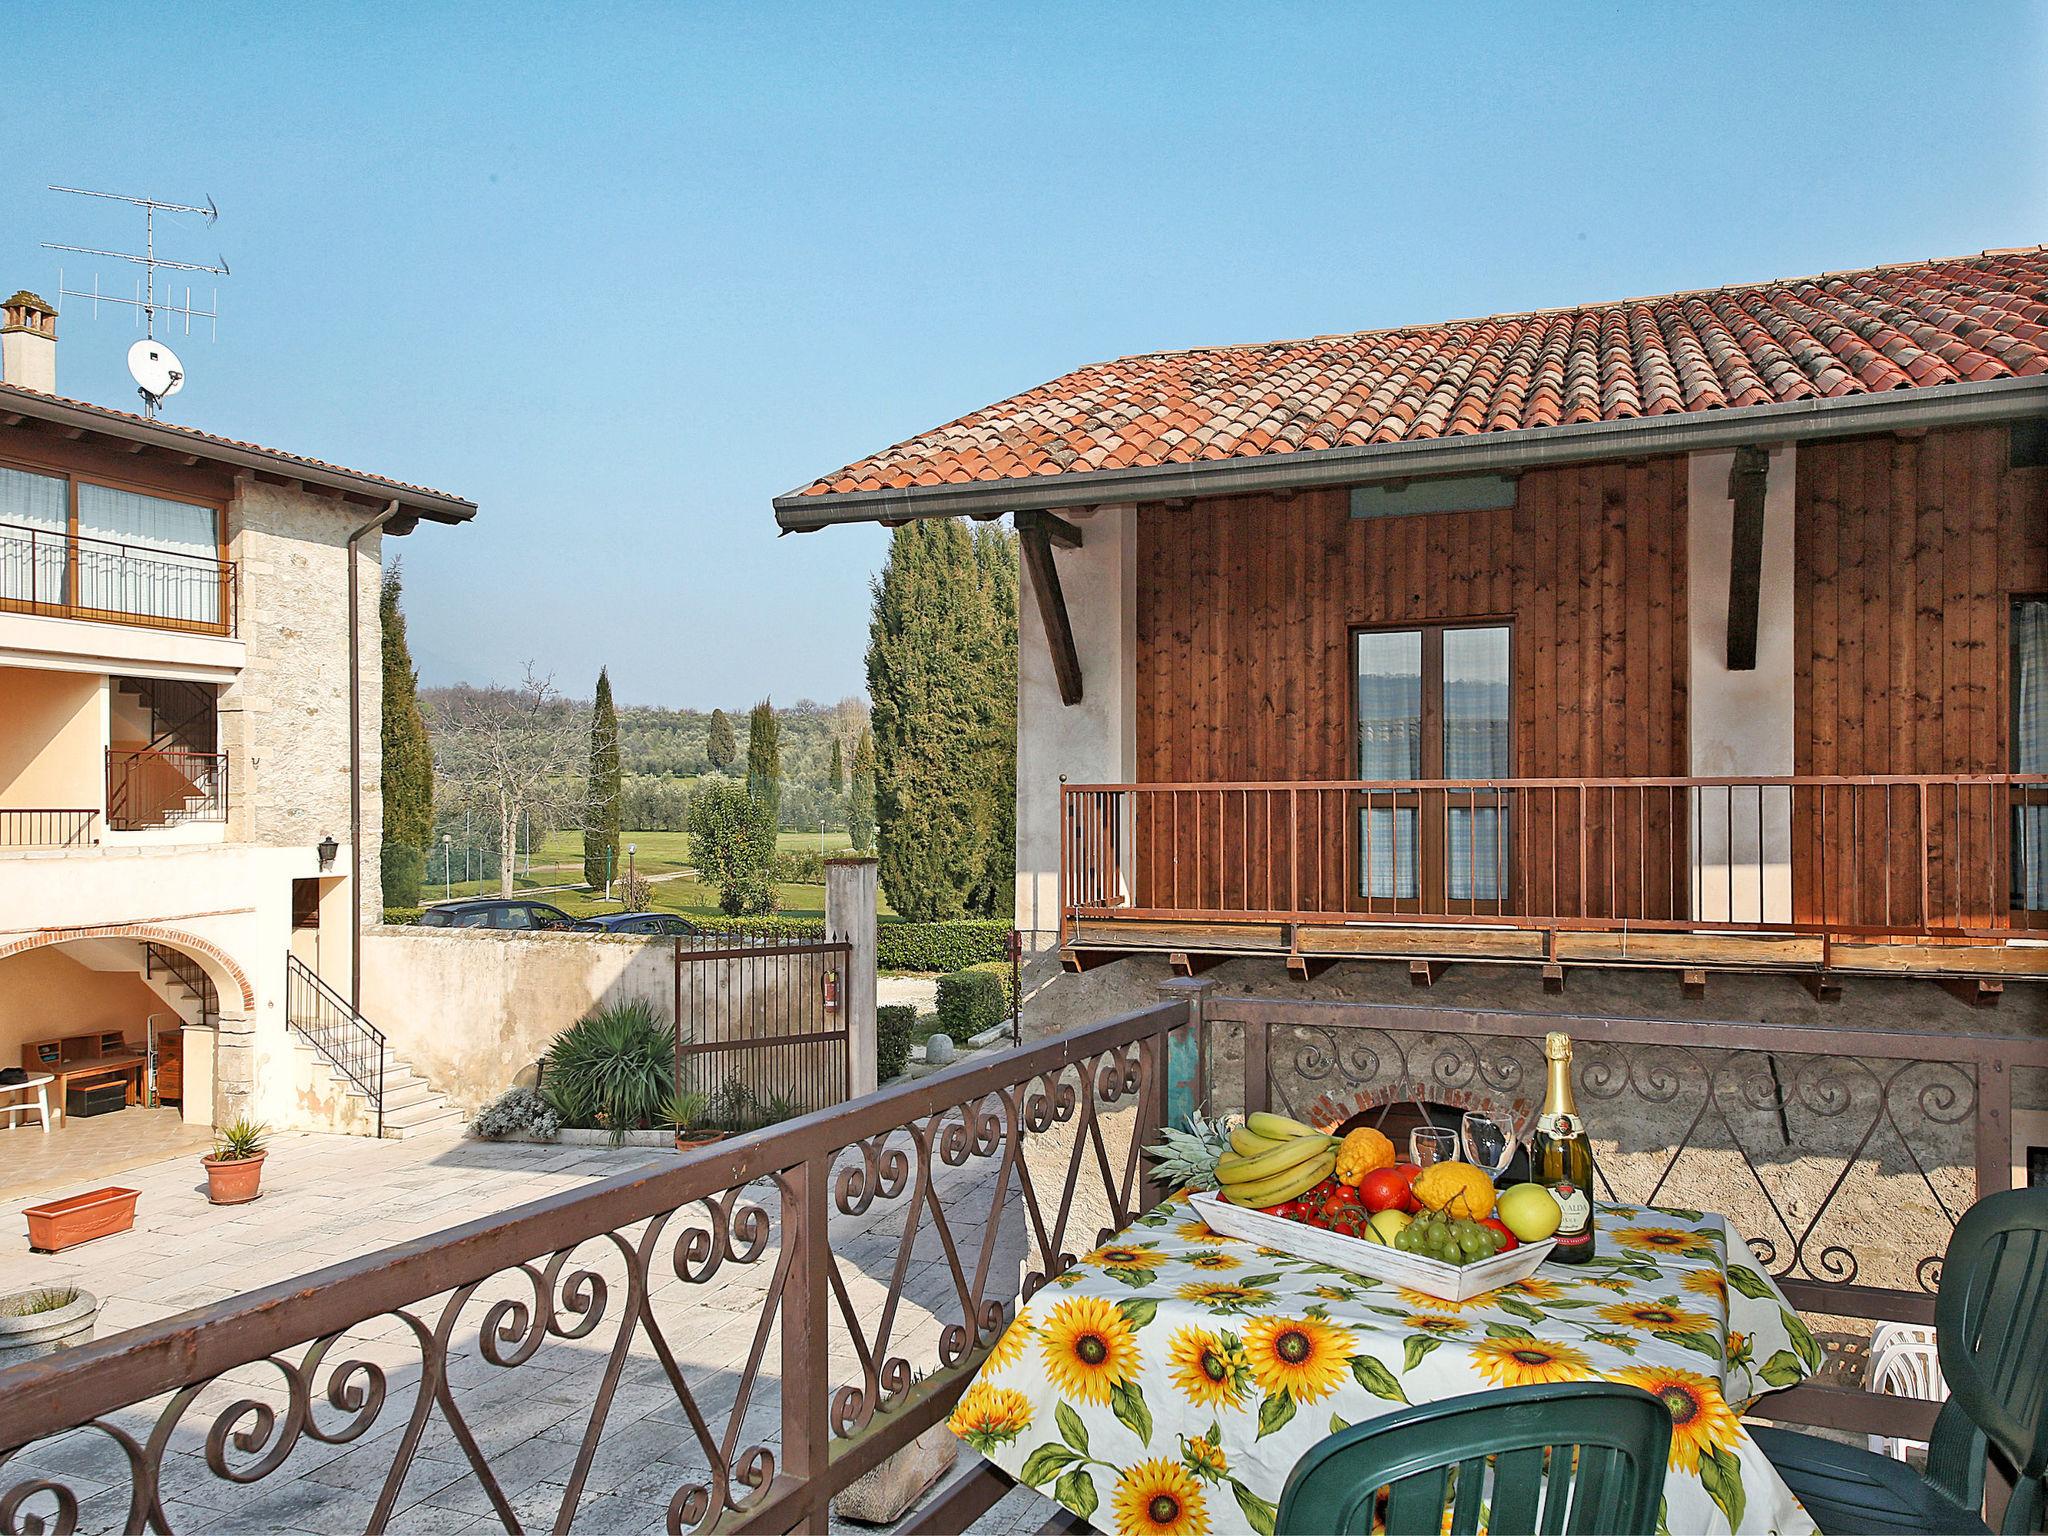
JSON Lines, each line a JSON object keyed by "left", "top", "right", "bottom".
{"left": 7, "top": 2, "right": 2044, "bottom": 708}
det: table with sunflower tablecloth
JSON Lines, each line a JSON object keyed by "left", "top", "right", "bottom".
{"left": 950, "top": 1198, "right": 1823, "bottom": 1536}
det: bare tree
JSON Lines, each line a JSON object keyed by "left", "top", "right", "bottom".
{"left": 432, "top": 667, "right": 588, "bottom": 896}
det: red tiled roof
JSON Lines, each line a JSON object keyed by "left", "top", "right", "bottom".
{"left": 0, "top": 382, "right": 475, "bottom": 520}
{"left": 791, "top": 247, "right": 2048, "bottom": 502}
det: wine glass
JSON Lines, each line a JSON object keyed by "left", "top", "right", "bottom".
{"left": 1410, "top": 1126, "right": 1458, "bottom": 1168}
{"left": 1461, "top": 1110, "right": 1518, "bottom": 1185}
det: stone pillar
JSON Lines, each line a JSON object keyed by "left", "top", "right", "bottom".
{"left": 826, "top": 856, "right": 879, "bottom": 1099}
{"left": 180, "top": 1022, "right": 218, "bottom": 1129}
{"left": 213, "top": 1010, "right": 255, "bottom": 1126}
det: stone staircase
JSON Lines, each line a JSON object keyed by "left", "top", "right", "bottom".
{"left": 285, "top": 954, "right": 464, "bottom": 1139}
{"left": 298, "top": 1037, "right": 466, "bottom": 1139}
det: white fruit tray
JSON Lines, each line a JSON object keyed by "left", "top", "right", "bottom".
{"left": 1187, "top": 1191, "right": 1556, "bottom": 1302}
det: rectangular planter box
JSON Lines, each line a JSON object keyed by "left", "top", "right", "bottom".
{"left": 1187, "top": 1191, "right": 1555, "bottom": 1301}
{"left": 24, "top": 1187, "right": 140, "bottom": 1254}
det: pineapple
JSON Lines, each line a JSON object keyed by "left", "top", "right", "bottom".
{"left": 1142, "top": 1105, "right": 1233, "bottom": 1193}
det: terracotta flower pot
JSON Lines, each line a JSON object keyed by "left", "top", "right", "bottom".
{"left": 673, "top": 1131, "right": 728, "bottom": 1153}
{"left": 203, "top": 1152, "right": 266, "bottom": 1205}
{"left": 23, "top": 1188, "right": 138, "bottom": 1253}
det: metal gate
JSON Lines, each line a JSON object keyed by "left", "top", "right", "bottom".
{"left": 672, "top": 934, "right": 851, "bottom": 1119}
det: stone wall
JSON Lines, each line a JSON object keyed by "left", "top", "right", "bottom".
{"left": 218, "top": 478, "right": 382, "bottom": 914}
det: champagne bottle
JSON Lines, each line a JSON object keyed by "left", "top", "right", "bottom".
{"left": 1530, "top": 1031, "right": 1595, "bottom": 1263}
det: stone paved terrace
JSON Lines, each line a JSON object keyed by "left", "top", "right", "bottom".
{"left": 0, "top": 1128, "right": 1071, "bottom": 1534}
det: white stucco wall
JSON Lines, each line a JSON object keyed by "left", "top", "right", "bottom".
{"left": 1687, "top": 445, "right": 1797, "bottom": 923}
{"left": 1015, "top": 506, "right": 1138, "bottom": 938}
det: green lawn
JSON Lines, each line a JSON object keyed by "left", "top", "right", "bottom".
{"left": 422, "top": 826, "right": 873, "bottom": 918}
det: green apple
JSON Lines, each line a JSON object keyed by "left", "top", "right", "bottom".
{"left": 1366, "top": 1209, "right": 1413, "bottom": 1246}
{"left": 1496, "top": 1183, "right": 1563, "bottom": 1243}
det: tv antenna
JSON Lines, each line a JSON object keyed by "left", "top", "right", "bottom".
{"left": 42, "top": 185, "right": 228, "bottom": 418}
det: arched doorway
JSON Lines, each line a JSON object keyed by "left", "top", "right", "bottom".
{"left": 0, "top": 925, "right": 251, "bottom": 1140}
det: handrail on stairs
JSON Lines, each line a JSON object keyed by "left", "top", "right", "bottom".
{"left": 284, "top": 953, "right": 387, "bottom": 1138}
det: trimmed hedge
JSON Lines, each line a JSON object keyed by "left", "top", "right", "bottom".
{"left": 382, "top": 906, "right": 426, "bottom": 926}
{"left": 877, "top": 1003, "right": 916, "bottom": 1082}
{"left": 936, "top": 961, "right": 1015, "bottom": 1044}
{"left": 876, "top": 919, "right": 1007, "bottom": 973}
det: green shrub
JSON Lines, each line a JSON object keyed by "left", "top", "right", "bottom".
{"left": 541, "top": 1000, "right": 677, "bottom": 1142}
{"left": 875, "top": 919, "right": 1008, "bottom": 973}
{"left": 877, "top": 1004, "right": 916, "bottom": 1081}
{"left": 772, "top": 846, "right": 828, "bottom": 884}
{"left": 688, "top": 779, "right": 779, "bottom": 915}
{"left": 382, "top": 906, "right": 425, "bottom": 926}
{"left": 936, "top": 962, "right": 1013, "bottom": 1044}
{"left": 381, "top": 842, "right": 425, "bottom": 907}
{"left": 685, "top": 914, "right": 826, "bottom": 941}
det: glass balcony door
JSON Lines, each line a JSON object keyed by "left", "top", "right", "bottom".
{"left": 1355, "top": 623, "right": 1512, "bottom": 912}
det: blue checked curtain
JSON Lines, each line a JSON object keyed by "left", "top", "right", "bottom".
{"left": 2015, "top": 601, "right": 2048, "bottom": 909}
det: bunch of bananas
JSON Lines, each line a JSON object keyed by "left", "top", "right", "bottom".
{"left": 1215, "top": 1113, "right": 1339, "bottom": 1208}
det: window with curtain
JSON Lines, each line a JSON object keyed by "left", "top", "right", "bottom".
{"left": 75, "top": 483, "right": 220, "bottom": 624}
{"left": 0, "top": 464, "right": 69, "bottom": 609}
{"left": 1356, "top": 623, "right": 1513, "bottom": 905}
{"left": 2013, "top": 600, "right": 2048, "bottom": 910}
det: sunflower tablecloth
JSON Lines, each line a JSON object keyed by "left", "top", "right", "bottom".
{"left": 951, "top": 1198, "right": 1823, "bottom": 1536}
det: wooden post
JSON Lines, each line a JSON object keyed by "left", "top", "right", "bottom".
{"left": 779, "top": 1153, "right": 832, "bottom": 1531}
{"left": 1154, "top": 977, "right": 1213, "bottom": 1130}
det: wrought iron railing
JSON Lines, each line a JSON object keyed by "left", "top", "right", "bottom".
{"left": 105, "top": 747, "right": 227, "bottom": 830}
{"left": 0, "top": 996, "right": 1181, "bottom": 1535}
{"left": 145, "top": 942, "right": 218, "bottom": 1020}
{"left": 0, "top": 807, "right": 96, "bottom": 848}
{"left": 1063, "top": 775, "right": 2048, "bottom": 944}
{"left": 674, "top": 934, "right": 855, "bottom": 1117}
{"left": 285, "top": 954, "right": 388, "bottom": 1137}
{"left": 0, "top": 520, "right": 235, "bottom": 636}
{"left": 1212, "top": 992, "right": 2048, "bottom": 1439}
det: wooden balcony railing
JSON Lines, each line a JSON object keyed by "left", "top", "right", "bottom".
{"left": 106, "top": 747, "right": 228, "bottom": 831}
{"left": 0, "top": 807, "right": 97, "bottom": 848}
{"left": 1062, "top": 776, "right": 2048, "bottom": 944}
{"left": 0, "top": 520, "right": 235, "bottom": 636}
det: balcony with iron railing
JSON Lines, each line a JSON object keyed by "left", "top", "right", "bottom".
{"left": 1060, "top": 776, "right": 2048, "bottom": 980}
{"left": 0, "top": 520, "right": 236, "bottom": 637}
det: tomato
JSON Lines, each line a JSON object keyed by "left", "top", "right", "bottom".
{"left": 1389, "top": 1162, "right": 1424, "bottom": 1213}
{"left": 1322, "top": 1184, "right": 1362, "bottom": 1207}
{"left": 1478, "top": 1217, "right": 1519, "bottom": 1251}
{"left": 1360, "top": 1167, "right": 1413, "bottom": 1214}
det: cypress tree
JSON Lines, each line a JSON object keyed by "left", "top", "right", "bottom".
{"left": 745, "top": 699, "right": 781, "bottom": 826}
{"left": 583, "top": 668, "right": 622, "bottom": 889}
{"left": 379, "top": 563, "right": 433, "bottom": 905}
{"left": 968, "top": 525, "right": 1019, "bottom": 917}
{"left": 849, "top": 727, "right": 877, "bottom": 853}
{"left": 867, "top": 519, "right": 991, "bottom": 919}
{"left": 705, "top": 708, "right": 737, "bottom": 771}
{"left": 829, "top": 738, "right": 844, "bottom": 795}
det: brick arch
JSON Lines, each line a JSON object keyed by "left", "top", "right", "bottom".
{"left": 0, "top": 923, "right": 255, "bottom": 1012}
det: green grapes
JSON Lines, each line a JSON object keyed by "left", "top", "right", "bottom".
{"left": 1392, "top": 1211, "right": 1506, "bottom": 1266}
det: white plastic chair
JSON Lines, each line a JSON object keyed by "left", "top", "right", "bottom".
{"left": 0, "top": 1072, "right": 55, "bottom": 1133}
{"left": 1865, "top": 1333, "right": 1947, "bottom": 1461}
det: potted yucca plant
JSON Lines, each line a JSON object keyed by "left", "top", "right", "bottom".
{"left": 203, "top": 1117, "right": 269, "bottom": 1204}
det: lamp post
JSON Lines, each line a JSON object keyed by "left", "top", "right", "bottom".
{"left": 626, "top": 843, "right": 637, "bottom": 906}
{"left": 442, "top": 834, "right": 453, "bottom": 901}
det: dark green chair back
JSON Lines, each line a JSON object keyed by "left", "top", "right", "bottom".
{"left": 1276, "top": 1381, "right": 1673, "bottom": 1536}
{"left": 1926, "top": 1184, "right": 2048, "bottom": 1532}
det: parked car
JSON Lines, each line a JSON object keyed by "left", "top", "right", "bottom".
{"left": 417, "top": 899, "right": 599, "bottom": 932}
{"left": 583, "top": 911, "right": 701, "bottom": 936}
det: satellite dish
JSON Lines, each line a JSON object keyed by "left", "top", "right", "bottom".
{"left": 127, "top": 338, "right": 185, "bottom": 401}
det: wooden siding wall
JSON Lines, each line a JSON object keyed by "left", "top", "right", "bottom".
{"left": 1793, "top": 425, "right": 2048, "bottom": 929}
{"left": 1129, "top": 457, "right": 1690, "bottom": 917}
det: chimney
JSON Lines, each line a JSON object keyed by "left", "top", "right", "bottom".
{"left": 2, "top": 291, "right": 57, "bottom": 394}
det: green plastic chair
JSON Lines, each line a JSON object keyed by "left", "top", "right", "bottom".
{"left": 1751, "top": 1184, "right": 2048, "bottom": 1535}
{"left": 1276, "top": 1381, "right": 1674, "bottom": 1535}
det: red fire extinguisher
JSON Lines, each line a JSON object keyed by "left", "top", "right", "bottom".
{"left": 822, "top": 967, "right": 840, "bottom": 1013}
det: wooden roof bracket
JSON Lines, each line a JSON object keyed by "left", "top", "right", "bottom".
{"left": 1725, "top": 444, "right": 1770, "bottom": 670}
{"left": 1017, "top": 511, "right": 1084, "bottom": 705}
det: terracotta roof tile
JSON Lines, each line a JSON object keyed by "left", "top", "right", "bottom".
{"left": 793, "top": 247, "right": 2048, "bottom": 499}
